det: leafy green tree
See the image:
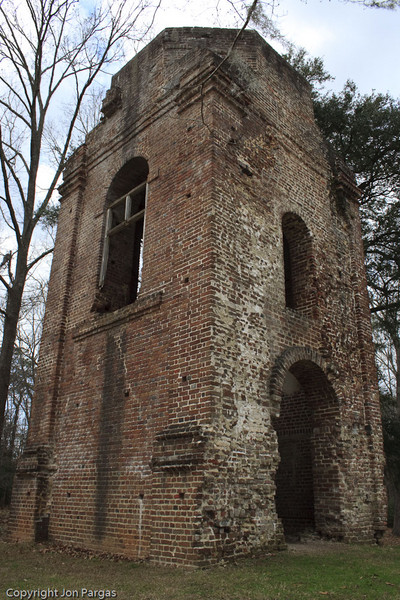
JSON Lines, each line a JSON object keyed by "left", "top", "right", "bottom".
{"left": 283, "top": 46, "right": 333, "bottom": 91}
{"left": 289, "top": 52, "right": 400, "bottom": 533}
{"left": 313, "top": 84, "right": 400, "bottom": 371}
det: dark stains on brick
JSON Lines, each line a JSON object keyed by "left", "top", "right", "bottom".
{"left": 95, "top": 331, "right": 127, "bottom": 540}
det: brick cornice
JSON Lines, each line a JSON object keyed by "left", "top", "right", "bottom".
{"left": 58, "top": 145, "right": 87, "bottom": 200}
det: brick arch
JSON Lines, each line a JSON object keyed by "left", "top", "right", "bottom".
{"left": 106, "top": 155, "right": 149, "bottom": 205}
{"left": 269, "top": 346, "right": 340, "bottom": 417}
{"left": 270, "top": 346, "right": 344, "bottom": 539}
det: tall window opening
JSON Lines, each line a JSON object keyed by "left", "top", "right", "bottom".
{"left": 282, "top": 213, "right": 315, "bottom": 316}
{"left": 97, "top": 157, "right": 149, "bottom": 312}
{"left": 283, "top": 232, "right": 294, "bottom": 308}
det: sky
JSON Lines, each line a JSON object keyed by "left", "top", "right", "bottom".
{"left": 148, "top": 0, "right": 400, "bottom": 97}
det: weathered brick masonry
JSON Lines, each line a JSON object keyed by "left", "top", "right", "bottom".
{"left": 9, "top": 28, "right": 386, "bottom": 566}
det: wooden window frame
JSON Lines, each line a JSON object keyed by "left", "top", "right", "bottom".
{"left": 99, "top": 181, "right": 148, "bottom": 289}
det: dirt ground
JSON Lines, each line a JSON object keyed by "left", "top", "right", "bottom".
{"left": 287, "top": 533, "right": 400, "bottom": 556}
{"left": 379, "top": 529, "right": 400, "bottom": 546}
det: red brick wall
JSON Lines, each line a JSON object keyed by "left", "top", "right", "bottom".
{"left": 9, "top": 28, "right": 386, "bottom": 565}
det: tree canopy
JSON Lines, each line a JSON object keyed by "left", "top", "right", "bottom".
{"left": 289, "top": 49, "right": 400, "bottom": 533}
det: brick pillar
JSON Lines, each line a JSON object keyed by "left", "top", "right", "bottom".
{"left": 8, "top": 148, "right": 87, "bottom": 542}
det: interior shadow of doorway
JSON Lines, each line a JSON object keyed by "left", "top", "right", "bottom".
{"left": 272, "top": 359, "right": 342, "bottom": 541}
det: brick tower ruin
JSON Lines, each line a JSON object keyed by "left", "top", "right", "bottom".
{"left": 9, "top": 28, "right": 386, "bottom": 566}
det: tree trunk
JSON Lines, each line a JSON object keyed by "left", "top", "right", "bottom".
{"left": 395, "top": 338, "right": 400, "bottom": 416}
{"left": 9, "top": 400, "right": 20, "bottom": 458}
{"left": 0, "top": 252, "right": 28, "bottom": 444}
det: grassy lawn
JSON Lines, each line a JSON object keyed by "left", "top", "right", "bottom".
{"left": 1, "top": 539, "right": 400, "bottom": 600}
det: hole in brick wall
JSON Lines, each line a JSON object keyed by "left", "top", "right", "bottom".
{"left": 139, "top": 493, "right": 144, "bottom": 499}
{"left": 35, "top": 516, "right": 49, "bottom": 543}
{"left": 184, "top": 277, "right": 190, "bottom": 284}
{"left": 67, "top": 492, "right": 71, "bottom": 498}
{"left": 27, "top": 491, "right": 31, "bottom": 496}
{"left": 179, "top": 492, "right": 185, "bottom": 500}
{"left": 239, "top": 163, "right": 253, "bottom": 177}
{"left": 240, "top": 167, "right": 253, "bottom": 177}
{"left": 124, "top": 389, "right": 130, "bottom": 397}
{"left": 182, "top": 375, "right": 188, "bottom": 382}
{"left": 186, "top": 192, "right": 191, "bottom": 198}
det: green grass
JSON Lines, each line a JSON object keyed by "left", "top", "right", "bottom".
{"left": 1, "top": 541, "right": 400, "bottom": 600}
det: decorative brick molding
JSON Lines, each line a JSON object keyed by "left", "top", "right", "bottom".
{"left": 151, "top": 422, "right": 207, "bottom": 471}
{"left": 101, "top": 86, "right": 122, "bottom": 119}
{"left": 74, "top": 290, "right": 163, "bottom": 341}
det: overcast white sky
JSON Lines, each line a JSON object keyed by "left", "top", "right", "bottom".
{"left": 149, "top": 0, "right": 400, "bottom": 97}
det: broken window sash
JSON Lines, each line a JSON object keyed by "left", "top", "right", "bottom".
{"left": 135, "top": 183, "right": 148, "bottom": 298}
{"left": 99, "top": 209, "right": 112, "bottom": 288}
{"left": 99, "top": 181, "right": 147, "bottom": 289}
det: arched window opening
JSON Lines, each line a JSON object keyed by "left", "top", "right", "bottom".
{"left": 96, "top": 157, "right": 149, "bottom": 312}
{"left": 282, "top": 213, "right": 314, "bottom": 316}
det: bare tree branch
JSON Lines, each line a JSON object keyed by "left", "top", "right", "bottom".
{"left": 0, "top": 126, "right": 23, "bottom": 243}
{"left": 27, "top": 247, "right": 54, "bottom": 272}
{"left": 0, "top": 0, "right": 162, "bottom": 444}
{"left": 0, "top": 275, "right": 11, "bottom": 292}
{"left": 203, "top": 0, "right": 259, "bottom": 87}
{"left": 200, "top": 0, "right": 259, "bottom": 130}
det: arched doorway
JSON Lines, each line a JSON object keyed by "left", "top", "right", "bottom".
{"left": 272, "top": 356, "right": 342, "bottom": 540}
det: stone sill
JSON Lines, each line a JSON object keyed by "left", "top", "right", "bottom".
{"left": 73, "top": 290, "right": 163, "bottom": 341}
